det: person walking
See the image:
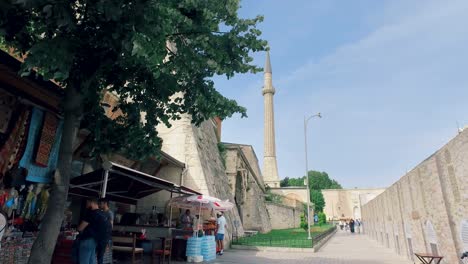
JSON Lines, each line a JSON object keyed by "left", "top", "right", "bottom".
{"left": 216, "top": 212, "right": 227, "bottom": 255}
{"left": 339, "top": 220, "right": 344, "bottom": 230}
{"left": 349, "top": 219, "right": 355, "bottom": 234}
{"left": 77, "top": 197, "right": 112, "bottom": 264}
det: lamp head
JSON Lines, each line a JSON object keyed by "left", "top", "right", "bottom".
{"left": 317, "top": 112, "right": 322, "bottom": 118}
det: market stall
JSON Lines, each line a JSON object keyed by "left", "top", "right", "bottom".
{"left": 169, "top": 195, "right": 234, "bottom": 262}
{"left": 0, "top": 50, "right": 64, "bottom": 264}
{"left": 58, "top": 161, "right": 201, "bottom": 263}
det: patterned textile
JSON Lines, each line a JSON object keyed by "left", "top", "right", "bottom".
{"left": 0, "top": 90, "right": 16, "bottom": 134}
{"left": 35, "top": 112, "right": 59, "bottom": 167}
{"left": 35, "top": 189, "right": 49, "bottom": 221}
{"left": 0, "top": 107, "right": 31, "bottom": 179}
{"left": 21, "top": 190, "right": 35, "bottom": 219}
{"left": 19, "top": 108, "right": 63, "bottom": 183}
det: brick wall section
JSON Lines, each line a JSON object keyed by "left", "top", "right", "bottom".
{"left": 362, "top": 129, "right": 468, "bottom": 263}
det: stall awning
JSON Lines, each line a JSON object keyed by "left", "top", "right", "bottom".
{"left": 69, "top": 161, "right": 200, "bottom": 204}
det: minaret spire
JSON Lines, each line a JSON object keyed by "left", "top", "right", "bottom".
{"left": 262, "top": 50, "right": 280, "bottom": 187}
{"left": 265, "top": 50, "right": 272, "bottom": 73}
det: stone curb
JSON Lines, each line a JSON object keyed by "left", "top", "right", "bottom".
{"left": 312, "top": 228, "right": 337, "bottom": 252}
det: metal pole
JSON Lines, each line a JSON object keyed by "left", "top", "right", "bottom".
{"left": 169, "top": 192, "right": 173, "bottom": 227}
{"left": 101, "top": 169, "right": 109, "bottom": 198}
{"left": 304, "top": 116, "right": 312, "bottom": 240}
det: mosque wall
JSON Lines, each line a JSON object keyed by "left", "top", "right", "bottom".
{"left": 224, "top": 144, "right": 272, "bottom": 233}
{"left": 362, "top": 129, "right": 468, "bottom": 264}
{"left": 157, "top": 116, "right": 245, "bottom": 244}
{"left": 322, "top": 188, "right": 385, "bottom": 221}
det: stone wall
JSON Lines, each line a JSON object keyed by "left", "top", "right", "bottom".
{"left": 271, "top": 187, "right": 309, "bottom": 204}
{"left": 362, "top": 129, "right": 468, "bottom": 264}
{"left": 322, "top": 188, "right": 385, "bottom": 221}
{"left": 157, "top": 116, "right": 245, "bottom": 243}
{"left": 224, "top": 144, "right": 272, "bottom": 233}
{"left": 266, "top": 202, "right": 302, "bottom": 229}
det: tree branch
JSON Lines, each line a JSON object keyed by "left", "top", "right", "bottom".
{"left": 166, "top": 31, "right": 228, "bottom": 37}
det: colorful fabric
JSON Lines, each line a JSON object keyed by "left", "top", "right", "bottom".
{"left": 35, "top": 112, "right": 59, "bottom": 167}
{"left": 16, "top": 187, "right": 28, "bottom": 217}
{"left": 0, "top": 192, "right": 7, "bottom": 208}
{"left": 19, "top": 107, "right": 63, "bottom": 183}
{"left": 0, "top": 90, "right": 16, "bottom": 134}
{"left": 35, "top": 189, "right": 49, "bottom": 221}
{"left": 0, "top": 107, "right": 31, "bottom": 178}
{"left": 21, "top": 190, "right": 35, "bottom": 219}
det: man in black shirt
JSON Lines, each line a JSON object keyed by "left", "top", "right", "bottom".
{"left": 77, "top": 197, "right": 111, "bottom": 264}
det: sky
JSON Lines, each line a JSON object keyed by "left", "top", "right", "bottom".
{"left": 213, "top": 0, "right": 468, "bottom": 189}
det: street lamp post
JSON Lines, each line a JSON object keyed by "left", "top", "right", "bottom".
{"left": 304, "top": 112, "right": 321, "bottom": 240}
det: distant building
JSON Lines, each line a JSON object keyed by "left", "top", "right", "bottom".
{"left": 322, "top": 188, "right": 385, "bottom": 220}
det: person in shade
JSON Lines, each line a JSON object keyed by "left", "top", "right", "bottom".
{"left": 179, "top": 209, "right": 193, "bottom": 229}
{"left": 96, "top": 198, "right": 114, "bottom": 264}
{"left": 77, "top": 197, "right": 111, "bottom": 264}
{"left": 216, "top": 212, "right": 227, "bottom": 255}
{"left": 99, "top": 198, "right": 114, "bottom": 226}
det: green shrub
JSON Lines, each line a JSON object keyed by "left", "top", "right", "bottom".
{"left": 318, "top": 212, "right": 327, "bottom": 225}
{"left": 300, "top": 213, "right": 308, "bottom": 231}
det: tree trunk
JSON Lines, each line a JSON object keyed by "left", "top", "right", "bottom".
{"left": 28, "top": 85, "right": 82, "bottom": 264}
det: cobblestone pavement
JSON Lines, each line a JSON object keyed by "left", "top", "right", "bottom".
{"left": 125, "top": 230, "right": 413, "bottom": 263}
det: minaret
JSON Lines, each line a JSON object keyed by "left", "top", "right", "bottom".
{"left": 262, "top": 51, "right": 281, "bottom": 188}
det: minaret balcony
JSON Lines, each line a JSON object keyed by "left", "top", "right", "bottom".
{"left": 262, "top": 86, "right": 276, "bottom": 95}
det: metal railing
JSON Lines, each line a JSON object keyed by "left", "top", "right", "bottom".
{"left": 313, "top": 225, "right": 336, "bottom": 244}
{"left": 233, "top": 236, "right": 313, "bottom": 248}
{"left": 232, "top": 226, "right": 336, "bottom": 248}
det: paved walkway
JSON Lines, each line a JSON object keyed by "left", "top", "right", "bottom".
{"left": 170, "top": 230, "right": 413, "bottom": 264}
{"left": 123, "top": 230, "right": 412, "bottom": 263}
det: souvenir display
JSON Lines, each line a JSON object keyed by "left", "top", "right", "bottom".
{"left": 0, "top": 107, "right": 31, "bottom": 179}
{"left": 19, "top": 107, "right": 63, "bottom": 184}
{"left": 0, "top": 87, "right": 63, "bottom": 263}
{"left": 0, "top": 90, "right": 16, "bottom": 134}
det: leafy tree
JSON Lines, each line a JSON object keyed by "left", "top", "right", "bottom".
{"left": 280, "top": 176, "right": 305, "bottom": 187}
{"left": 311, "top": 189, "right": 325, "bottom": 212}
{"left": 309, "top": 171, "right": 342, "bottom": 190}
{"left": 0, "top": 1, "right": 266, "bottom": 263}
{"left": 280, "top": 177, "right": 289, "bottom": 187}
{"left": 281, "top": 171, "right": 341, "bottom": 212}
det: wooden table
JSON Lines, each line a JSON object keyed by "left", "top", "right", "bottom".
{"left": 415, "top": 253, "right": 444, "bottom": 264}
